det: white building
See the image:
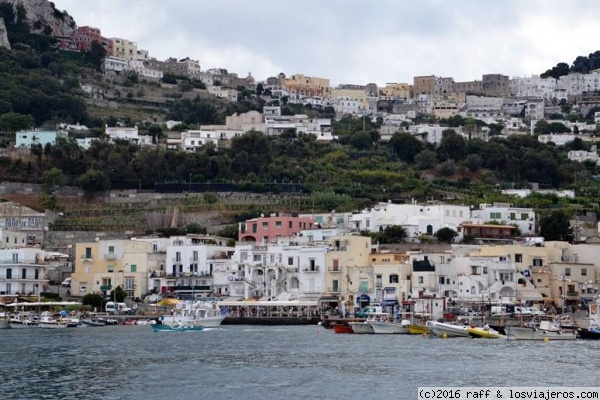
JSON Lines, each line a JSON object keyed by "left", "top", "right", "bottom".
{"left": 471, "top": 203, "right": 536, "bottom": 236}
{"left": 0, "top": 248, "right": 46, "bottom": 296}
{"left": 350, "top": 202, "right": 471, "bottom": 240}
{"left": 105, "top": 125, "right": 152, "bottom": 146}
{"left": 0, "top": 229, "right": 28, "bottom": 249}
{"left": 181, "top": 130, "right": 221, "bottom": 152}
{"left": 568, "top": 147, "right": 600, "bottom": 165}
{"left": 104, "top": 56, "right": 128, "bottom": 72}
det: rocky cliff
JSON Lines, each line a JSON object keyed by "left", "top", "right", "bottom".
{"left": 0, "top": 17, "right": 9, "bottom": 49}
{"left": 0, "top": 0, "right": 76, "bottom": 38}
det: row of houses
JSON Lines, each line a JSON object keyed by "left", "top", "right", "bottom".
{"left": 2, "top": 232, "right": 598, "bottom": 316}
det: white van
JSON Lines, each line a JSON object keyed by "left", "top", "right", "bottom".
{"left": 106, "top": 302, "right": 133, "bottom": 315}
{"left": 105, "top": 301, "right": 116, "bottom": 314}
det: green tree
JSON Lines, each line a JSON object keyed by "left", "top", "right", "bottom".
{"left": 148, "top": 124, "right": 163, "bottom": 144}
{"left": 203, "top": 192, "right": 218, "bottom": 210}
{"left": 415, "top": 149, "right": 437, "bottom": 170}
{"left": 539, "top": 210, "right": 573, "bottom": 241}
{"left": 388, "top": 132, "right": 423, "bottom": 163}
{"left": 40, "top": 167, "right": 65, "bottom": 193}
{"left": 82, "top": 293, "right": 104, "bottom": 309}
{"left": 76, "top": 169, "right": 110, "bottom": 198}
{"left": 435, "top": 227, "right": 458, "bottom": 243}
{"left": 109, "top": 286, "right": 127, "bottom": 303}
{"left": 373, "top": 225, "right": 407, "bottom": 244}
{"left": 0, "top": 112, "right": 34, "bottom": 132}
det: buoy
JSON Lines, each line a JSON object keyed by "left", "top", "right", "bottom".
{"left": 422, "top": 333, "right": 427, "bottom": 337}
{"left": 544, "top": 337, "right": 550, "bottom": 342}
{"left": 442, "top": 332, "right": 448, "bottom": 339}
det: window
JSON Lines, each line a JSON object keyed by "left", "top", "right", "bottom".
{"left": 21, "top": 268, "right": 26, "bottom": 279}
{"left": 359, "top": 281, "right": 368, "bottom": 292}
{"left": 418, "top": 276, "right": 424, "bottom": 284}
{"left": 192, "top": 251, "right": 198, "bottom": 261}
{"left": 389, "top": 274, "right": 399, "bottom": 284}
{"left": 471, "top": 266, "right": 478, "bottom": 275}
{"left": 565, "top": 268, "right": 571, "bottom": 276}
{"left": 288, "top": 257, "right": 294, "bottom": 266}
{"left": 490, "top": 212, "right": 501, "bottom": 219}
{"left": 175, "top": 252, "right": 181, "bottom": 262}
{"left": 130, "top": 264, "right": 137, "bottom": 273}
{"left": 510, "top": 212, "right": 516, "bottom": 220}
{"left": 108, "top": 245, "right": 115, "bottom": 255}
{"left": 521, "top": 213, "right": 529, "bottom": 221}
{"left": 34, "top": 269, "right": 39, "bottom": 280}
{"left": 85, "top": 247, "right": 92, "bottom": 259}
{"left": 108, "top": 265, "right": 114, "bottom": 273}
{"left": 275, "top": 221, "right": 282, "bottom": 228}
{"left": 332, "top": 280, "right": 339, "bottom": 292}
{"left": 532, "top": 259, "right": 543, "bottom": 267}
{"left": 262, "top": 222, "right": 268, "bottom": 229}
{"left": 515, "top": 254, "right": 523, "bottom": 263}
{"left": 483, "top": 267, "right": 488, "bottom": 274}
{"left": 499, "top": 256, "right": 507, "bottom": 262}
{"left": 439, "top": 276, "right": 445, "bottom": 284}
{"left": 288, "top": 221, "right": 293, "bottom": 229}
{"left": 582, "top": 268, "right": 587, "bottom": 276}
{"left": 6, "top": 268, "right": 11, "bottom": 279}
{"left": 252, "top": 224, "right": 257, "bottom": 233}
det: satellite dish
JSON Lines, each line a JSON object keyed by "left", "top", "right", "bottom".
{"left": 95, "top": 237, "right": 100, "bottom": 242}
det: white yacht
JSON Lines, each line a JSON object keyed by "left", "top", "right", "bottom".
{"left": 506, "top": 319, "right": 576, "bottom": 341}
{"left": 163, "top": 301, "right": 227, "bottom": 328}
{"left": 349, "top": 312, "right": 389, "bottom": 334}
{"left": 368, "top": 314, "right": 411, "bottom": 334}
{"left": 39, "top": 312, "right": 68, "bottom": 329}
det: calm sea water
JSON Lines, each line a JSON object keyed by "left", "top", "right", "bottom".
{"left": 0, "top": 325, "right": 598, "bottom": 400}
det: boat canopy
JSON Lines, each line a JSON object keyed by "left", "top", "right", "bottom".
{"left": 217, "top": 300, "right": 319, "bottom": 307}
{"left": 5, "top": 301, "right": 81, "bottom": 308}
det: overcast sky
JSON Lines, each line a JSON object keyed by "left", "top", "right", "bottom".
{"left": 51, "top": 0, "right": 600, "bottom": 86}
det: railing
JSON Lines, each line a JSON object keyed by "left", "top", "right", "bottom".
{"left": 328, "top": 267, "right": 341, "bottom": 272}
{"left": 80, "top": 255, "right": 93, "bottom": 260}
{"left": 172, "top": 257, "right": 182, "bottom": 263}
{"left": 327, "top": 287, "right": 340, "bottom": 293}
{"left": 104, "top": 253, "right": 116, "bottom": 260}
{"left": 189, "top": 257, "right": 199, "bottom": 263}
{"left": 303, "top": 266, "right": 320, "bottom": 272}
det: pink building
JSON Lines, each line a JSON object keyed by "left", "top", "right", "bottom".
{"left": 238, "top": 214, "right": 315, "bottom": 243}
{"left": 73, "top": 26, "right": 112, "bottom": 54}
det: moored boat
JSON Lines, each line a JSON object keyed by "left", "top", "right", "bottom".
{"left": 332, "top": 323, "right": 354, "bottom": 334}
{"left": 369, "top": 318, "right": 410, "bottom": 334}
{"left": 39, "top": 312, "right": 68, "bottom": 329}
{"left": 577, "top": 327, "right": 600, "bottom": 340}
{"left": 408, "top": 323, "right": 431, "bottom": 335}
{"left": 506, "top": 320, "right": 576, "bottom": 341}
{"left": 466, "top": 326, "right": 505, "bottom": 339}
{"left": 427, "top": 321, "right": 470, "bottom": 338}
{"left": 81, "top": 318, "right": 106, "bottom": 327}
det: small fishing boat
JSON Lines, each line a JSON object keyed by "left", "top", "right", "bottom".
{"left": 332, "top": 323, "right": 354, "bottom": 334}
{"left": 506, "top": 319, "right": 576, "bottom": 341}
{"left": 151, "top": 323, "right": 204, "bottom": 332}
{"left": 81, "top": 318, "right": 106, "bottom": 327}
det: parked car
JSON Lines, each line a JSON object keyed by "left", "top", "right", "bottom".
{"left": 61, "top": 277, "right": 71, "bottom": 287}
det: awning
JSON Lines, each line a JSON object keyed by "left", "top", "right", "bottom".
{"left": 319, "top": 296, "right": 339, "bottom": 302}
{"left": 516, "top": 289, "right": 543, "bottom": 302}
{"left": 382, "top": 300, "right": 398, "bottom": 306}
{"left": 356, "top": 294, "right": 370, "bottom": 305}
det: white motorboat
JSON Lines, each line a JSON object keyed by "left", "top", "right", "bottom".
{"left": 349, "top": 312, "right": 389, "bottom": 334}
{"left": 9, "top": 312, "right": 38, "bottom": 328}
{"left": 39, "top": 312, "right": 68, "bottom": 329}
{"left": 163, "top": 301, "right": 227, "bottom": 328}
{"left": 506, "top": 319, "right": 576, "bottom": 341}
{"left": 427, "top": 321, "right": 470, "bottom": 338}
{"left": 369, "top": 316, "right": 411, "bottom": 334}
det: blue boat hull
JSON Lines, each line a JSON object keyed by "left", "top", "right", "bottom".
{"left": 151, "top": 324, "right": 204, "bottom": 332}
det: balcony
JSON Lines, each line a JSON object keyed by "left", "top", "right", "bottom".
{"left": 80, "top": 255, "right": 93, "bottom": 261}
{"left": 327, "top": 287, "right": 340, "bottom": 293}
{"left": 189, "top": 257, "right": 199, "bottom": 263}
{"left": 172, "top": 257, "right": 183, "bottom": 264}
{"left": 303, "top": 266, "right": 320, "bottom": 273}
{"left": 100, "top": 285, "right": 113, "bottom": 291}
{"left": 328, "top": 267, "right": 341, "bottom": 273}
{"left": 104, "top": 253, "right": 117, "bottom": 260}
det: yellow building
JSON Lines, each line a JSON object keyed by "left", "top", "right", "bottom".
{"left": 329, "top": 87, "right": 369, "bottom": 112}
{"left": 371, "top": 252, "right": 411, "bottom": 306}
{"left": 72, "top": 239, "right": 155, "bottom": 300}
{"left": 111, "top": 37, "right": 138, "bottom": 60}
{"left": 380, "top": 83, "right": 411, "bottom": 100}
{"left": 413, "top": 75, "right": 436, "bottom": 96}
{"left": 283, "top": 73, "right": 330, "bottom": 97}
{"left": 323, "top": 235, "right": 372, "bottom": 313}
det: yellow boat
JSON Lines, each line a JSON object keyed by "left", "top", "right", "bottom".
{"left": 408, "top": 323, "right": 432, "bottom": 335}
{"left": 466, "top": 326, "right": 505, "bottom": 339}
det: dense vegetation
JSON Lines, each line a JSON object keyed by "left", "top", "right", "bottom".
{"left": 541, "top": 50, "right": 600, "bottom": 79}
{"left": 0, "top": 18, "right": 599, "bottom": 225}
